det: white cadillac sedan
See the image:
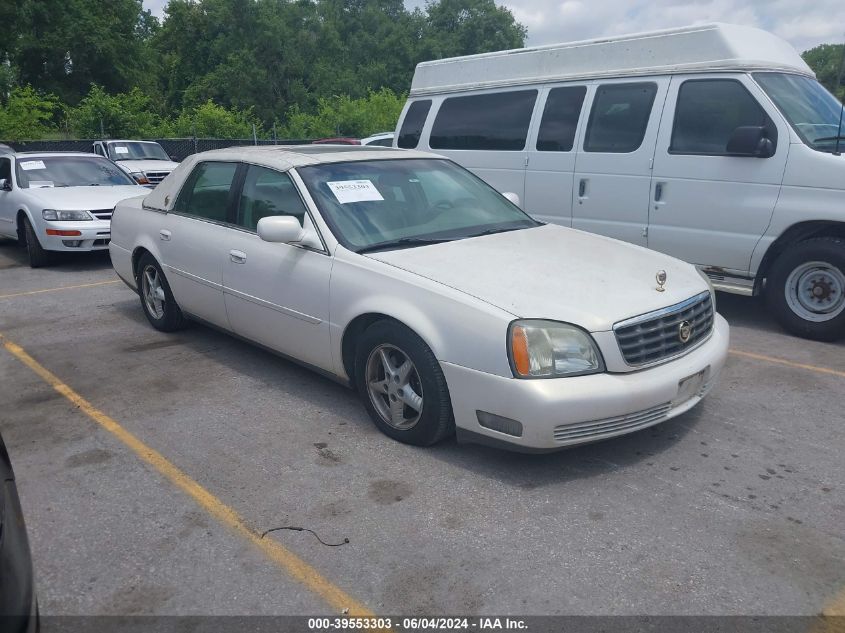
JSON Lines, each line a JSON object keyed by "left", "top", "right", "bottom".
{"left": 110, "top": 146, "right": 729, "bottom": 451}
{"left": 0, "top": 152, "right": 144, "bottom": 267}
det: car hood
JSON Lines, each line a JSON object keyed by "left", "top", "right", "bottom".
{"left": 366, "top": 224, "right": 709, "bottom": 332}
{"left": 23, "top": 185, "right": 147, "bottom": 211}
{"left": 115, "top": 159, "right": 179, "bottom": 173}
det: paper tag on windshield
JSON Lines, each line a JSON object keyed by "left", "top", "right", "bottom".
{"left": 327, "top": 180, "right": 384, "bottom": 204}
{"left": 19, "top": 160, "right": 46, "bottom": 170}
{"left": 114, "top": 146, "right": 129, "bottom": 154}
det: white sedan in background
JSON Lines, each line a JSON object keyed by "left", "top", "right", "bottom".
{"left": 110, "top": 146, "right": 729, "bottom": 451}
{"left": 0, "top": 152, "right": 144, "bottom": 267}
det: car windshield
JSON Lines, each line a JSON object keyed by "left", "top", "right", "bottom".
{"left": 15, "top": 156, "right": 137, "bottom": 188}
{"left": 754, "top": 72, "right": 844, "bottom": 153}
{"left": 297, "top": 158, "right": 539, "bottom": 251}
{"left": 107, "top": 141, "right": 170, "bottom": 161}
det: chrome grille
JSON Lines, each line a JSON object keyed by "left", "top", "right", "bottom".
{"left": 90, "top": 209, "right": 113, "bottom": 220}
{"left": 553, "top": 402, "right": 671, "bottom": 443}
{"left": 144, "top": 171, "right": 171, "bottom": 184}
{"left": 614, "top": 292, "right": 714, "bottom": 366}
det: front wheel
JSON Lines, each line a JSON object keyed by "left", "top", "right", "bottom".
{"left": 136, "top": 253, "right": 186, "bottom": 332}
{"left": 767, "top": 237, "right": 845, "bottom": 341}
{"left": 22, "top": 216, "right": 52, "bottom": 268}
{"left": 354, "top": 320, "right": 454, "bottom": 446}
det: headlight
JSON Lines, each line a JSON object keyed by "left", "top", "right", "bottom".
{"left": 509, "top": 320, "right": 605, "bottom": 378}
{"left": 696, "top": 267, "right": 717, "bottom": 311}
{"left": 42, "top": 209, "right": 92, "bottom": 221}
{"left": 129, "top": 172, "right": 150, "bottom": 185}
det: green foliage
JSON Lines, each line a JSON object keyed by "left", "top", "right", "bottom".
{"left": 68, "top": 84, "right": 164, "bottom": 138}
{"left": 170, "top": 100, "right": 264, "bottom": 139}
{"left": 278, "top": 88, "right": 406, "bottom": 138}
{"left": 0, "top": 86, "right": 59, "bottom": 141}
{"left": 802, "top": 44, "right": 845, "bottom": 99}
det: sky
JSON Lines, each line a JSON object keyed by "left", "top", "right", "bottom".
{"left": 142, "top": 0, "right": 845, "bottom": 53}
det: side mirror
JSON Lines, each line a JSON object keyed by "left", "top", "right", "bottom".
{"left": 502, "top": 191, "right": 521, "bottom": 208}
{"left": 257, "top": 215, "right": 305, "bottom": 243}
{"left": 726, "top": 126, "right": 775, "bottom": 158}
{"left": 0, "top": 178, "right": 10, "bottom": 191}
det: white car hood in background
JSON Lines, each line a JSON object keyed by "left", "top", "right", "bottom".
{"left": 24, "top": 185, "right": 147, "bottom": 211}
{"left": 115, "top": 159, "right": 179, "bottom": 173}
{"left": 367, "top": 224, "right": 709, "bottom": 332}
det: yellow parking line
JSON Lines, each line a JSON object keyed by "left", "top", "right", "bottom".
{"left": 0, "top": 333, "right": 373, "bottom": 616}
{"left": 729, "top": 349, "right": 845, "bottom": 379}
{"left": 0, "top": 279, "right": 120, "bottom": 299}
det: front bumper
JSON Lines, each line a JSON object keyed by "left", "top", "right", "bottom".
{"left": 442, "top": 314, "right": 729, "bottom": 451}
{"left": 40, "top": 220, "right": 111, "bottom": 252}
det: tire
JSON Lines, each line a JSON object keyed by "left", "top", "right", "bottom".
{"left": 136, "top": 253, "right": 187, "bottom": 332}
{"left": 766, "top": 237, "right": 845, "bottom": 341}
{"left": 354, "top": 320, "right": 454, "bottom": 446}
{"left": 22, "top": 216, "right": 52, "bottom": 268}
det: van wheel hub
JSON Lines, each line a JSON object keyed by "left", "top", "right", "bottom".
{"left": 785, "top": 261, "right": 845, "bottom": 322}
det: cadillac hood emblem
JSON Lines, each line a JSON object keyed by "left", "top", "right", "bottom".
{"left": 655, "top": 270, "right": 667, "bottom": 292}
{"left": 678, "top": 320, "right": 692, "bottom": 343}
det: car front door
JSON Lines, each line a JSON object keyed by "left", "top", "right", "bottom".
{"left": 158, "top": 160, "right": 239, "bottom": 329}
{"left": 222, "top": 164, "right": 334, "bottom": 373}
{"left": 648, "top": 74, "right": 789, "bottom": 273}
{"left": 572, "top": 78, "right": 669, "bottom": 246}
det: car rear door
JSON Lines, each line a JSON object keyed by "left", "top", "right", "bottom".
{"left": 157, "top": 161, "right": 238, "bottom": 329}
{"left": 221, "top": 164, "right": 334, "bottom": 373}
{"left": 572, "top": 78, "right": 670, "bottom": 246}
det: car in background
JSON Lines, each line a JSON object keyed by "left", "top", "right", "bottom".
{"left": 0, "top": 152, "right": 144, "bottom": 267}
{"left": 110, "top": 145, "right": 728, "bottom": 452}
{"left": 360, "top": 132, "right": 394, "bottom": 147}
{"left": 92, "top": 140, "right": 179, "bottom": 187}
{"left": 0, "top": 430, "right": 38, "bottom": 633}
{"left": 311, "top": 137, "right": 360, "bottom": 145}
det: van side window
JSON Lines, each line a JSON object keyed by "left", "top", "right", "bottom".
{"left": 671, "top": 79, "right": 776, "bottom": 155}
{"left": 537, "top": 86, "right": 587, "bottom": 152}
{"left": 398, "top": 100, "right": 432, "bottom": 149}
{"left": 173, "top": 161, "right": 239, "bottom": 223}
{"left": 430, "top": 90, "right": 537, "bottom": 151}
{"left": 584, "top": 83, "right": 657, "bottom": 153}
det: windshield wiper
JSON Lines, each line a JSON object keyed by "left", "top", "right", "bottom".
{"left": 465, "top": 226, "right": 523, "bottom": 239}
{"left": 813, "top": 135, "right": 845, "bottom": 142}
{"left": 357, "top": 236, "right": 454, "bottom": 254}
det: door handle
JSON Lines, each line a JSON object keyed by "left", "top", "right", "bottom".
{"left": 654, "top": 182, "right": 665, "bottom": 203}
{"left": 578, "top": 178, "right": 588, "bottom": 198}
{"left": 229, "top": 250, "right": 247, "bottom": 264}
{"left": 159, "top": 229, "right": 171, "bottom": 241}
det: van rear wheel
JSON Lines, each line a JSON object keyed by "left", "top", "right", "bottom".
{"left": 767, "top": 237, "right": 845, "bottom": 341}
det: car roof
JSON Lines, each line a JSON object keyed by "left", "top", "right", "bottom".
{"left": 192, "top": 144, "right": 436, "bottom": 168}
{"left": 11, "top": 151, "right": 106, "bottom": 159}
{"left": 103, "top": 139, "right": 161, "bottom": 144}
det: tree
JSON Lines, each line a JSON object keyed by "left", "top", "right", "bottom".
{"left": 802, "top": 44, "right": 845, "bottom": 100}
{"left": 170, "top": 100, "right": 264, "bottom": 138}
{"left": 279, "top": 88, "right": 406, "bottom": 138}
{"left": 421, "top": 0, "right": 527, "bottom": 59}
{"left": 68, "top": 84, "right": 164, "bottom": 138}
{"left": 0, "top": 86, "right": 58, "bottom": 141}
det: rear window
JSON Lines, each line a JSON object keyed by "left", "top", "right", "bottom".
{"left": 397, "top": 101, "right": 432, "bottom": 149}
{"left": 430, "top": 90, "right": 537, "bottom": 151}
{"left": 537, "top": 86, "right": 587, "bottom": 152}
{"left": 584, "top": 83, "right": 657, "bottom": 153}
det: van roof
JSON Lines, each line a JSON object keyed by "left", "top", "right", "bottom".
{"left": 409, "top": 23, "right": 813, "bottom": 96}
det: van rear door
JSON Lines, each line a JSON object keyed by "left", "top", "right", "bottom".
{"left": 572, "top": 78, "right": 669, "bottom": 246}
{"left": 648, "top": 74, "right": 788, "bottom": 273}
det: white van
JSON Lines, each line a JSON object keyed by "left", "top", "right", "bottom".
{"left": 396, "top": 23, "right": 845, "bottom": 341}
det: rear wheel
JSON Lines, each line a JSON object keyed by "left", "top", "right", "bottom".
{"left": 355, "top": 320, "right": 454, "bottom": 446}
{"left": 767, "top": 237, "right": 845, "bottom": 341}
{"left": 136, "top": 253, "right": 186, "bottom": 332}
{"left": 22, "top": 216, "right": 52, "bottom": 268}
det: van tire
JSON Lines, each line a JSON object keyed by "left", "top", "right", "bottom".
{"left": 766, "top": 237, "right": 845, "bottom": 341}
{"left": 22, "top": 216, "right": 52, "bottom": 268}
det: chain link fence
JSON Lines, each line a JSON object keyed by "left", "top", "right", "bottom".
{"left": 3, "top": 138, "right": 312, "bottom": 162}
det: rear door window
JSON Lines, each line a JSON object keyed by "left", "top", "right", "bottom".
{"left": 397, "top": 100, "right": 432, "bottom": 149}
{"left": 173, "top": 162, "right": 239, "bottom": 223}
{"left": 537, "top": 86, "right": 587, "bottom": 152}
{"left": 584, "top": 83, "right": 657, "bottom": 153}
{"left": 430, "top": 90, "right": 538, "bottom": 151}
